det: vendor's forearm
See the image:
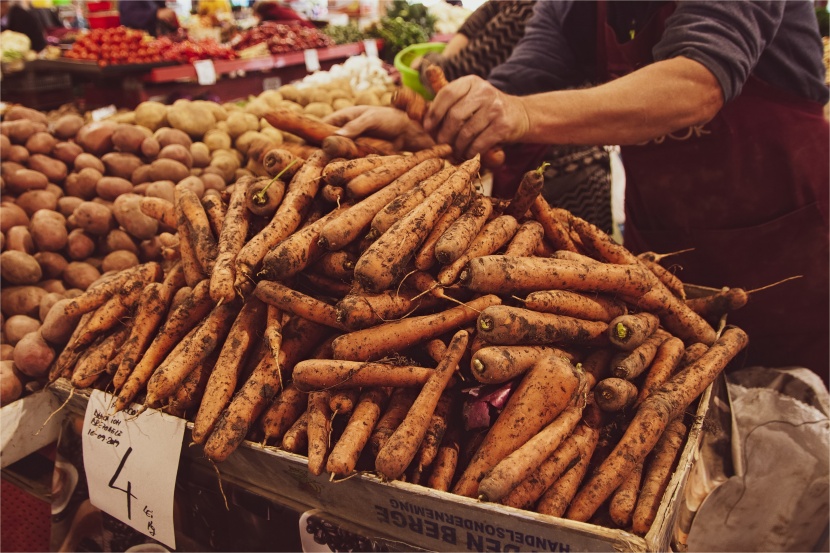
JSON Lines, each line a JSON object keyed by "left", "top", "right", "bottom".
{"left": 518, "top": 57, "right": 724, "bottom": 146}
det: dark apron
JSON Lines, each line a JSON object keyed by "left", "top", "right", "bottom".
{"left": 598, "top": 1, "right": 830, "bottom": 376}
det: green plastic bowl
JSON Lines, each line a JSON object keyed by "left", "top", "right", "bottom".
{"left": 394, "top": 42, "right": 446, "bottom": 100}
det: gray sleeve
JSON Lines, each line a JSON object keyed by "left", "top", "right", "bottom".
{"left": 654, "top": 1, "right": 786, "bottom": 102}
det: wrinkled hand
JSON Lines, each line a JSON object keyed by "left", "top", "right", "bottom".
{"left": 324, "top": 106, "right": 436, "bottom": 152}
{"left": 423, "top": 75, "right": 529, "bottom": 159}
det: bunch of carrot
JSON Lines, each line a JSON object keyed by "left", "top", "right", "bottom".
{"left": 47, "top": 110, "right": 750, "bottom": 538}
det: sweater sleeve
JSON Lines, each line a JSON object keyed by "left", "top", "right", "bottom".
{"left": 456, "top": 1, "right": 500, "bottom": 40}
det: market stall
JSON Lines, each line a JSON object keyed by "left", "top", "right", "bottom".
{"left": 1, "top": 1, "right": 828, "bottom": 552}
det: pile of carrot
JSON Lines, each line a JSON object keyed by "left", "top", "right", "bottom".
{"left": 46, "top": 109, "right": 750, "bottom": 538}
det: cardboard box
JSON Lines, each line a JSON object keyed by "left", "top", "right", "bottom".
{"left": 48, "top": 379, "right": 714, "bottom": 552}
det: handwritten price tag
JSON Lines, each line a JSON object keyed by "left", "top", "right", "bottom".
{"left": 82, "top": 390, "right": 185, "bottom": 550}
{"left": 363, "top": 39, "right": 378, "bottom": 58}
{"left": 304, "top": 48, "right": 321, "bottom": 72}
{"left": 193, "top": 59, "right": 217, "bottom": 85}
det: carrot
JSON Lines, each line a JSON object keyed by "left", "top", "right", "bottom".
{"left": 503, "top": 220, "right": 545, "bottom": 257}
{"left": 73, "top": 282, "right": 143, "bottom": 350}
{"left": 529, "top": 195, "right": 579, "bottom": 252}
{"left": 470, "top": 345, "right": 575, "bottom": 385}
{"left": 139, "top": 197, "right": 177, "bottom": 228}
{"left": 355, "top": 157, "right": 480, "bottom": 292}
{"left": 635, "top": 336, "right": 685, "bottom": 406}
{"left": 201, "top": 191, "right": 227, "bottom": 239}
{"left": 71, "top": 325, "right": 130, "bottom": 389}
{"left": 630, "top": 418, "right": 687, "bottom": 535}
{"left": 476, "top": 305, "right": 608, "bottom": 347}
{"left": 608, "top": 312, "right": 661, "bottom": 351}
{"left": 306, "top": 390, "right": 332, "bottom": 476}
{"left": 478, "top": 402, "right": 584, "bottom": 503}
{"left": 210, "top": 178, "right": 254, "bottom": 302}
{"left": 59, "top": 263, "right": 163, "bottom": 319}
{"left": 334, "top": 289, "right": 419, "bottom": 331}
{"left": 261, "top": 383, "right": 307, "bottom": 445}
{"left": 299, "top": 272, "right": 353, "bottom": 299}
{"left": 355, "top": 136, "right": 398, "bottom": 156}
{"left": 235, "top": 150, "right": 329, "bottom": 292}
{"left": 145, "top": 299, "right": 241, "bottom": 407}
{"left": 536, "top": 422, "right": 600, "bottom": 517}
{"left": 580, "top": 347, "right": 614, "bottom": 389}
{"left": 166, "top": 349, "right": 217, "bottom": 418}
{"left": 680, "top": 342, "right": 709, "bottom": 367}
{"left": 276, "top": 316, "right": 333, "bottom": 383}
{"left": 640, "top": 258, "right": 686, "bottom": 300}
{"left": 370, "top": 165, "right": 455, "bottom": 238}
{"left": 292, "top": 359, "right": 434, "bottom": 392}
{"left": 253, "top": 280, "right": 346, "bottom": 331}
{"left": 345, "top": 144, "right": 453, "bottom": 198}
{"left": 260, "top": 203, "right": 348, "bottom": 281}
{"left": 191, "top": 297, "right": 268, "bottom": 444}
{"left": 412, "top": 391, "right": 454, "bottom": 479}
{"left": 177, "top": 186, "right": 218, "bottom": 274}
{"left": 426, "top": 418, "right": 461, "bottom": 492}
{"left": 611, "top": 328, "right": 671, "bottom": 380}
{"left": 568, "top": 212, "right": 639, "bottom": 266}
{"left": 425, "top": 339, "right": 448, "bottom": 364}
{"left": 321, "top": 183, "right": 344, "bottom": 204}
{"left": 452, "top": 354, "right": 582, "bottom": 497}
{"left": 369, "top": 387, "right": 418, "bottom": 456}
{"left": 176, "top": 191, "right": 208, "bottom": 287}
{"left": 504, "top": 163, "right": 547, "bottom": 219}
{"left": 392, "top": 86, "right": 428, "bottom": 122}
{"left": 437, "top": 214, "right": 520, "bottom": 287}
{"left": 331, "top": 293, "right": 500, "bottom": 361}
{"left": 566, "top": 326, "right": 748, "bottom": 522}
{"left": 309, "top": 251, "right": 357, "bottom": 282}
{"left": 322, "top": 134, "right": 361, "bottom": 159}
{"left": 523, "top": 290, "right": 627, "bottom": 323}
{"left": 322, "top": 155, "right": 403, "bottom": 187}
{"left": 375, "top": 329, "right": 468, "bottom": 480}
{"left": 608, "top": 462, "right": 643, "bottom": 528}
{"left": 500, "top": 423, "right": 590, "bottom": 510}
{"left": 263, "top": 108, "right": 341, "bottom": 144}
{"left": 434, "top": 194, "right": 493, "bottom": 265}
{"left": 318, "top": 157, "right": 444, "bottom": 251}
{"left": 594, "top": 377, "right": 639, "bottom": 412}
{"left": 329, "top": 388, "right": 360, "bottom": 416}
{"left": 685, "top": 287, "right": 749, "bottom": 320}
{"left": 263, "top": 148, "right": 304, "bottom": 179}
{"left": 327, "top": 387, "right": 390, "bottom": 477}
{"left": 282, "top": 410, "right": 309, "bottom": 453}
{"left": 48, "top": 312, "right": 94, "bottom": 383}
{"left": 245, "top": 176, "right": 286, "bottom": 218}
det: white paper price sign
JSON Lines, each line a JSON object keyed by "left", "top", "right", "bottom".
{"left": 304, "top": 48, "right": 321, "bottom": 72}
{"left": 193, "top": 59, "right": 217, "bottom": 85}
{"left": 82, "top": 390, "right": 185, "bottom": 549}
{"left": 363, "top": 39, "right": 378, "bottom": 58}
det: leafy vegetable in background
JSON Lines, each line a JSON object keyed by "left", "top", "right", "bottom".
{"left": 366, "top": 0, "right": 436, "bottom": 63}
{"left": 385, "top": 0, "right": 436, "bottom": 32}
{"left": 322, "top": 23, "right": 368, "bottom": 45}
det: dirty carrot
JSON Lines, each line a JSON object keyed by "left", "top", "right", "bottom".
{"left": 504, "top": 163, "right": 547, "bottom": 219}
{"left": 370, "top": 165, "right": 455, "bottom": 238}
{"left": 322, "top": 155, "right": 402, "bottom": 187}
{"left": 292, "top": 360, "right": 434, "bottom": 391}
{"left": 253, "top": 280, "right": 346, "bottom": 331}
{"left": 59, "top": 262, "right": 163, "bottom": 319}
{"left": 635, "top": 336, "right": 686, "bottom": 406}
{"left": 476, "top": 305, "right": 608, "bottom": 347}
{"left": 201, "top": 191, "right": 227, "bottom": 239}
{"left": 594, "top": 377, "right": 639, "bottom": 412}
{"left": 685, "top": 287, "right": 749, "bottom": 320}
{"left": 640, "top": 257, "right": 686, "bottom": 300}
{"left": 503, "top": 220, "right": 545, "bottom": 257}
{"left": 329, "top": 388, "right": 360, "bottom": 416}
{"left": 608, "top": 462, "right": 644, "bottom": 528}
{"left": 413, "top": 391, "right": 454, "bottom": 478}
{"left": 437, "top": 214, "right": 520, "bottom": 287}
{"left": 413, "top": 188, "right": 472, "bottom": 271}
{"left": 611, "top": 328, "right": 671, "bottom": 380}
{"left": 327, "top": 387, "right": 390, "bottom": 477}
{"left": 263, "top": 148, "right": 304, "bottom": 179}
{"left": 282, "top": 411, "right": 309, "bottom": 453}
{"left": 608, "top": 312, "right": 661, "bottom": 351}
{"left": 139, "top": 196, "right": 177, "bottom": 228}
{"left": 210, "top": 176, "right": 254, "bottom": 303}
{"left": 392, "top": 86, "right": 429, "bottom": 122}
{"left": 529, "top": 195, "right": 579, "bottom": 252}
{"left": 346, "top": 144, "right": 453, "bottom": 198}
{"left": 73, "top": 282, "right": 143, "bottom": 350}
{"left": 306, "top": 390, "right": 332, "bottom": 476}
{"left": 322, "top": 134, "right": 361, "bottom": 159}
{"left": 470, "top": 345, "right": 576, "bottom": 385}
{"left": 523, "top": 289, "right": 628, "bottom": 323}
{"left": 426, "top": 419, "right": 462, "bottom": 492}
{"left": 370, "top": 387, "right": 418, "bottom": 456}
{"left": 536, "top": 422, "right": 600, "bottom": 517}
{"left": 434, "top": 194, "right": 493, "bottom": 265}
{"left": 565, "top": 327, "right": 748, "bottom": 523}
{"left": 245, "top": 176, "right": 286, "bottom": 218}
{"left": 375, "top": 330, "right": 468, "bottom": 480}
{"left": 331, "top": 293, "right": 500, "bottom": 361}
{"left": 177, "top": 186, "right": 218, "bottom": 274}
{"left": 71, "top": 326, "right": 130, "bottom": 389}
{"left": 166, "top": 350, "right": 217, "bottom": 418}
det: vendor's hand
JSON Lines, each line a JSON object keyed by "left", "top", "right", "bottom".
{"left": 325, "top": 106, "right": 436, "bottom": 152}
{"left": 424, "top": 75, "right": 529, "bottom": 159}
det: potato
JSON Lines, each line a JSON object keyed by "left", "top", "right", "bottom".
{"left": 215, "top": 120, "right": 230, "bottom": 134}
{"left": 176, "top": 175, "right": 205, "bottom": 198}
{"left": 1, "top": 285, "right": 47, "bottom": 318}
{"left": 4, "top": 144, "right": 29, "bottom": 164}
{"left": 112, "top": 123, "right": 152, "bottom": 154}
{"left": 103, "top": 228, "right": 139, "bottom": 255}
{"left": 112, "top": 193, "right": 158, "bottom": 240}
{"left": 28, "top": 154, "right": 68, "bottom": 183}
{"left": 25, "top": 131, "right": 58, "bottom": 155}
{"left": 64, "top": 167, "right": 100, "bottom": 200}
{"left": 13, "top": 330, "right": 54, "bottom": 379}
{"left": 168, "top": 101, "right": 217, "bottom": 138}
{"left": 66, "top": 228, "right": 96, "bottom": 260}
{"left": 72, "top": 153, "right": 105, "bottom": 174}
{"left": 39, "top": 297, "right": 82, "bottom": 344}
{"left": 101, "top": 250, "right": 139, "bottom": 272}
{"left": 56, "top": 196, "right": 83, "bottom": 218}
{"left": 234, "top": 131, "right": 268, "bottom": 155}
{"left": 62, "top": 261, "right": 101, "bottom": 290}
{"left": 304, "top": 102, "right": 335, "bottom": 119}
{"left": 200, "top": 172, "right": 226, "bottom": 192}
{"left": 16, "top": 189, "right": 58, "bottom": 216}
{"left": 1, "top": 119, "right": 45, "bottom": 144}
{"left": 208, "top": 154, "right": 240, "bottom": 183}
{"left": 158, "top": 143, "right": 193, "bottom": 169}
{"left": 332, "top": 98, "right": 355, "bottom": 111}
{"left": 73, "top": 201, "right": 115, "bottom": 236}
{"left": 5, "top": 226, "right": 34, "bottom": 253}
{"left": 45, "top": 183, "right": 64, "bottom": 200}
{"left": 52, "top": 141, "right": 84, "bottom": 166}
{"left": 154, "top": 127, "right": 193, "bottom": 149}
{"left": 5, "top": 105, "right": 48, "bottom": 125}
{"left": 195, "top": 99, "right": 228, "bottom": 122}
{"left": 52, "top": 113, "right": 85, "bottom": 140}
{"left": 277, "top": 84, "right": 301, "bottom": 103}
{"left": 76, "top": 120, "right": 117, "bottom": 156}
{"left": 148, "top": 158, "right": 190, "bottom": 183}
{"left": 1, "top": 160, "right": 25, "bottom": 179}
{"left": 259, "top": 126, "right": 284, "bottom": 145}
{"left": 140, "top": 136, "right": 161, "bottom": 159}
{"left": 38, "top": 279, "right": 66, "bottom": 294}
{"left": 29, "top": 209, "right": 68, "bottom": 252}
{"left": 96, "top": 176, "right": 134, "bottom": 201}
{"left": 225, "top": 111, "right": 250, "bottom": 138}
{"left": 144, "top": 180, "right": 175, "bottom": 203}
{"left": 0, "top": 250, "right": 42, "bottom": 284}
{"left": 134, "top": 101, "right": 168, "bottom": 131}
{"left": 243, "top": 99, "right": 271, "bottom": 118}
{"left": 34, "top": 251, "right": 68, "bottom": 279}
{"left": 0, "top": 361, "right": 23, "bottom": 405}
{"left": 6, "top": 168, "right": 48, "bottom": 194}
{"left": 190, "top": 142, "right": 211, "bottom": 169}
{"left": 0, "top": 202, "right": 29, "bottom": 233}
{"left": 354, "top": 91, "right": 381, "bottom": 106}
{"left": 203, "top": 129, "right": 232, "bottom": 151}
{"left": 102, "top": 152, "right": 143, "bottom": 180}
{"left": 0, "top": 344, "right": 14, "bottom": 360}
{"left": 258, "top": 89, "right": 283, "bottom": 108}
{"left": 38, "top": 292, "right": 63, "bottom": 322}
{"left": 4, "top": 315, "right": 41, "bottom": 345}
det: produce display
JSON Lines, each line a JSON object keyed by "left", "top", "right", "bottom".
{"left": 0, "top": 72, "right": 749, "bottom": 542}
{"left": 231, "top": 21, "right": 335, "bottom": 55}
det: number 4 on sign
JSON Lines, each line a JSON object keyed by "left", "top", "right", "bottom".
{"left": 82, "top": 390, "right": 185, "bottom": 550}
